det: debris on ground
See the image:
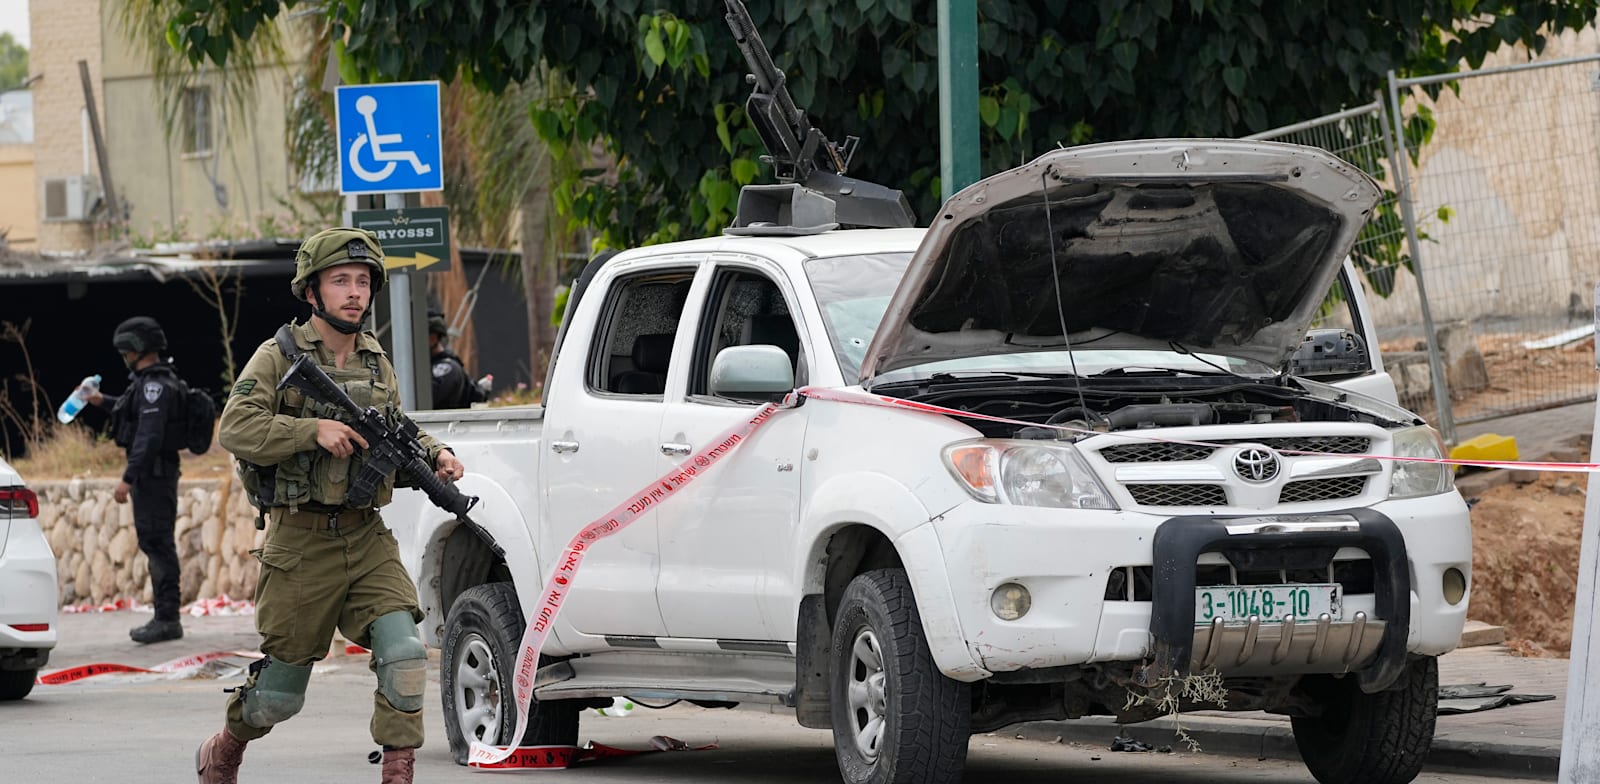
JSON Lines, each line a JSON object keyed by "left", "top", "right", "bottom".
{"left": 1437, "top": 682, "right": 1556, "bottom": 715}
{"left": 1109, "top": 734, "right": 1171, "bottom": 753}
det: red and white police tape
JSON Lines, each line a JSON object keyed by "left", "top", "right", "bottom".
{"left": 469, "top": 384, "right": 1600, "bottom": 771}
{"left": 37, "top": 649, "right": 255, "bottom": 685}
{"left": 61, "top": 594, "right": 255, "bottom": 616}
{"left": 466, "top": 399, "right": 788, "bottom": 768}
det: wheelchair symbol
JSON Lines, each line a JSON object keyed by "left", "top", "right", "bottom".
{"left": 348, "top": 95, "right": 433, "bottom": 183}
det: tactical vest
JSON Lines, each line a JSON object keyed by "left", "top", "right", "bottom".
{"left": 239, "top": 324, "right": 401, "bottom": 517}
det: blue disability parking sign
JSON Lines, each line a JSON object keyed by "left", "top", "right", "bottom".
{"left": 336, "top": 82, "right": 443, "bottom": 194}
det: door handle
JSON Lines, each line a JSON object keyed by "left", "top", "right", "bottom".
{"left": 660, "top": 442, "right": 692, "bottom": 457}
{"left": 551, "top": 440, "right": 580, "bottom": 454}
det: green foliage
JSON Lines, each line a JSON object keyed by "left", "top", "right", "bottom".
{"left": 164, "top": 0, "right": 1598, "bottom": 259}
{"left": 0, "top": 33, "right": 27, "bottom": 92}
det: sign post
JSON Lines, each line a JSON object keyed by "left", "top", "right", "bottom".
{"left": 335, "top": 81, "right": 444, "bottom": 410}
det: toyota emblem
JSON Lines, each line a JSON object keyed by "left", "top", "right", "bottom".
{"left": 1233, "top": 446, "right": 1280, "bottom": 483}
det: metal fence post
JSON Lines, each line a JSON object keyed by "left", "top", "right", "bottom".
{"left": 1385, "top": 69, "right": 1458, "bottom": 445}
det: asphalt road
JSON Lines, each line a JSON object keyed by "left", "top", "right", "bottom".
{"left": 1, "top": 612, "right": 1526, "bottom": 783}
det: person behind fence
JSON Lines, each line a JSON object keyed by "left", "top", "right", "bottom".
{"left": 86, "top": 316, "right": 187, "bottom": 644}
{"left": 194, "top": 227, "right": 465, "bottom": 784}
{"left": 426, "top": 309, "right": 488, "bottom": 409}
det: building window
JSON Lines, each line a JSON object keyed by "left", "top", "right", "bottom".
{"left": 182, "top": 87, "right": 212, "bottom": 156}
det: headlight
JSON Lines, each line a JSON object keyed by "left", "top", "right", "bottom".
{"left": 943, "top": 440, "right": 1118, "bottom": 510}
{"left": 1388, "top": 425, "right": 1453, "bottom": 499}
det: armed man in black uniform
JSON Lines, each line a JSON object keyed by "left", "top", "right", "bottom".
{"left": 87, "top": 316, "right": 187, "bottom": 643}
{"left": 426, "top": 309, "right": 486, "bottom": 409}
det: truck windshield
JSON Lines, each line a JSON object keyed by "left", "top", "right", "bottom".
{"left": 804, "top": 253, "right": 1273, "bottom": 383}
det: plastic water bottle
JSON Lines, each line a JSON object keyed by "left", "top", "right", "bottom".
{"left": 56, "top": 374, "right": 101, "bottom": 423}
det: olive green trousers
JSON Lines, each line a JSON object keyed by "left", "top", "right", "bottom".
{"left": 224, "top": 509, "right": 426, "bottom": 748}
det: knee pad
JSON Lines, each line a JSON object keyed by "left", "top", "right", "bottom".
{"left": 370, "top": 610, "right": 428, "bottom": 713}
{"left": 241, "top": 656, "right": 313, "bottom": 729}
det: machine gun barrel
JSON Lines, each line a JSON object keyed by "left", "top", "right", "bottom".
{"left": 724, "top": 0, "right": 805, "bottom": 131}
{"left": 276, "top": 354, "right": 505, "bottom": 558}
{"left": 723, "top": 0, "right": 849, "bottom": 182}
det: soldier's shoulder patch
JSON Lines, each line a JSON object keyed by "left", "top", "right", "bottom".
{"left": 142, "top": 381, "right": 163, "bottom": 403}
{"left": 230, "top": 379, "right": 257, "bottom": 397}
{"left": 432, "top": 361, "right": 452, "bottom": 378}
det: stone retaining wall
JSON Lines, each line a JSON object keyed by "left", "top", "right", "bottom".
{"left": 34, "top": 478, "right": 262, "bottom": 606}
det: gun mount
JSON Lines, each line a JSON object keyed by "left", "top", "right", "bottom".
{"left": 723, "top": 0, "right": 915, "bottom": 231}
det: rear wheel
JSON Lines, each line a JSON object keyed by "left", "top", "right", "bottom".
{"left": 0, "top": 668, "right": 36, "bottom": 701}
{"left": 1291, "top": 655, "right": 1438, "bottom": 784}
{"left": 439, "top": 582, "right": 579, "bottom": 765}
{"left": 829, "top": 569, "right": 970, "bottom": 784}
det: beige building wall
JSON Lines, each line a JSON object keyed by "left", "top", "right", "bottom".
{"left": 29, "top": 0, "right": 104, "bottom": 254}
{"left": 0, "top": 143, "right": 36, "bottom": 248}
{"left": 1366, "top": 27, "right": 1600, "bottom": 330}
{"left": 98, "top": 4, "right": 302, "bottom": 243}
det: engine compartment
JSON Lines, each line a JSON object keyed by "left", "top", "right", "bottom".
{"left": 881, "top": 376, "right": 1412, "bottom": 439}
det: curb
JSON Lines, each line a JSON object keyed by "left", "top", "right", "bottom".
{"left": 1013, "top": 715, "right": 1558, "bottom": 781}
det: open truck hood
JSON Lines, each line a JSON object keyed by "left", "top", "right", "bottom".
{"left": 860, "top": 139, "right": 1381, "bottom": 383}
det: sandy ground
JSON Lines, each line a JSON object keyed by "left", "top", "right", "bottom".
{"left": 1462, "top": 468, "right": 1589, "bottom": 657}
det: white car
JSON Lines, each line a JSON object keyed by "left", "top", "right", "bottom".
{"left": 0, "top": 456, "right": 56, "bottom": 700}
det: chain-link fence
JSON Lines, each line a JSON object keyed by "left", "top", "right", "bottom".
{"left": 1248, "top": 53, "right": 1600, "bottom": 442}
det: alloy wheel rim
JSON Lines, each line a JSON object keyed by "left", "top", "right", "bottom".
{"left": 846, "top": 626, "right": 889, "bottom": 762}
{"left": 454, "top": 635, "right": 502, "bottom": 743}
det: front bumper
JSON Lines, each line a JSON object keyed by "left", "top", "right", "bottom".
{"left": 912, "top": 494, "right": 1469, "bottom": 685}
{"left": 1142, "top": 509, "right": 1407, "bottom": 692}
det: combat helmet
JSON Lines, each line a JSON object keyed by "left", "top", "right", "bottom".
{"left": 291, "top": 227, "right": 387, "bottom": 299}
{"left": 426, "top": 309, "right": 449, "bottom": 337}
{"left": 292, "top": 227, "right": 387, "bottom": 334}
{"left": 111, "top": 316, "right": 167, "bottom": 355}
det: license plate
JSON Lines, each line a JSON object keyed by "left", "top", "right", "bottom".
{"left": 1194, "top": 584, "right": 1341, "bottom": 625}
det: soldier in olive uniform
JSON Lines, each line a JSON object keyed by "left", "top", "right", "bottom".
{"left": 88, "top": 317, "right": 187, "bottom": 644}
{"left": 195, "top": 228, "right": 465, "bottom": 784}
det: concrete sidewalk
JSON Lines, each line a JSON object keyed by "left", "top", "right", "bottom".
{"left": 1019, "top": 644, "right": 1566, "bottom": 780}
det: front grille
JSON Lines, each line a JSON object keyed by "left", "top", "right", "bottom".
{"left": 1235, "top": 436, "right": 1372, "bottom": 455}
{"left": 1278, "top": 476, "right": 1367, "bottom": 503}
{"left": 1126, "top": 484, "right": 1227, "bottom": 506}
{"left": 1098, "top": 442, "right": 1216, "bottom": 463}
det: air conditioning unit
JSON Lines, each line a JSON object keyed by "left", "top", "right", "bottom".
{"left": 43, "top": 175, "right": 100, "bottom": 222}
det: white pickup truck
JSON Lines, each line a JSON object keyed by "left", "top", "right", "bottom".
{"left": 388, "top": 139, "right": 1469, "bottom": 784}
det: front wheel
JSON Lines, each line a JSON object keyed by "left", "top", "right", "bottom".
{"left": 439, "top": 582, "right": 579, "bottom": 765}
{"left": 0, "top": 668, "right": 36, "bottom": 701}
{"left": 1291, "top": 655, "right": 1438, "bottom": 784}
{"left": 829, "top": 569, "right": 970, "bottom": 784}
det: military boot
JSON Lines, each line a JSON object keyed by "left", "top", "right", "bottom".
{"left": 130, "top": 618, "right": 183, "bottom": 644}
{"left": 380, "top": 749, "right": 415, "bottom": 784}
{"left": 195, "top": 729, "right": 246, "bottom": 784}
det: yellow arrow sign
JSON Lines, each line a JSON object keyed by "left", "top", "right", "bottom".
{"left": 383, "top": 252, "right": 442, "bottom": 271}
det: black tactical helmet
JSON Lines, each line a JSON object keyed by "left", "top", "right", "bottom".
{"left": 111, "top": 316, "right": 167, "bottom": 354}
{"left": 426, "top": 309, "right": 449, "bottom": 337}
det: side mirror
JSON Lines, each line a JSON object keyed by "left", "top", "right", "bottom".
{"left": 710, "top": 345, "right": 795, "bottom": 401}
{"left": 1289, "top": 328, "right": 1371, "bottom": 378}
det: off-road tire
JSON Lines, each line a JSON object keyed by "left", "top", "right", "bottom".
{"left": 1291, "top": 654, "right": 1438, "bottom": 784}
{"left": 829, "top": 569, "right": 970, "bottom": 784}
{"left": 0, "top": 668, "right": 36, "bottom": 701}
{"left": 440, "top": 582, "right": 579, "bottom": 765}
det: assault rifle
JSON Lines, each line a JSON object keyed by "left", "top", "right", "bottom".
{"left": 276, "top": 353, "right": 505, "bottom": 559}
{"left": 723, "top": 0, "right": 914, "bottom": 229}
